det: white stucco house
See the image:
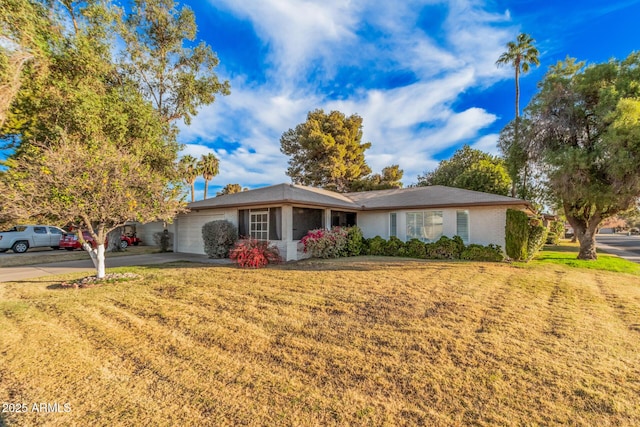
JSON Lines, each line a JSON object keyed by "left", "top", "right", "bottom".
{"left": 147, "top": 183, "right": 533, "bottom": 261}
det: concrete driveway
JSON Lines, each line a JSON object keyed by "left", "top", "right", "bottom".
{"left": 596, "top": 234, "right": 640, "bottom": 264}
{"left": 0, "top": 252, "right": 230, "bottom": 282}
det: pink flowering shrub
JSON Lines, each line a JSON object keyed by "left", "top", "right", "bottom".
{"left": 301, "top": 227, "right": 350, "bottom": 258}
{"left": 229, "top": 239, "right": 282, "bottom": 268}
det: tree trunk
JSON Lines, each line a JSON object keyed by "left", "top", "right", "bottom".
{"left": 204, "top": 179, "right": 209, "bottom": 199}
{"left": 191, "top": 182, "right": 195, "bottom": 202}
{"left": 96, "top": 244, "right": 106, "bottom": 278}
{"left": 567, "top": 210, "right": 601, "bottom": 260}
{"left": 82, "top": 243, "right": 106, "bottom": 278}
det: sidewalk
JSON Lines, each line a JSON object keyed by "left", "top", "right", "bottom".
{"left": 0, "top": 252, "right": 230, "bottom": 282}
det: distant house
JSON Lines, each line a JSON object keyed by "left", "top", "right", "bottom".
{"left": 145, "top": 184, "right": 534, "bottom": 261}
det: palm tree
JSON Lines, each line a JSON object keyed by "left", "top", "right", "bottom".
{"left": 496, "top": 33, "right": 540, "bottom": 119}
{"left": 496, "top": 33, "right": 539, "bottom": 197}
{"left": 178, "top": 155, "right": 200, "bottom": 202}
{"left": 198, "top": 153, "right": 220, "bottom": 199}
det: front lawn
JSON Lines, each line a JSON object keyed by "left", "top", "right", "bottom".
{"left": 1, "top": 259, "right": 639, "bottom": 425}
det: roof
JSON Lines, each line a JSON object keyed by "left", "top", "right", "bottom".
{"left": 345, "top": 185, "right": 532, "bottom": 210}
{"left": 188, "top": 183, "right": 359, "bottom": 210}
{"left": 188, "top": 183, "right": 533, "bottom": 212}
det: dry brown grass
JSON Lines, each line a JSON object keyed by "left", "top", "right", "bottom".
{"left": 1, "top": 258, "right": 639, "bottom": 426}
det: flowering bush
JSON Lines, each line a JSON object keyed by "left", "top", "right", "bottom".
{"left": 301, "top": 227, "right": 349, "bottom": 258}
{"left": 229, "top": 239, "right": 282, "bottom": 268}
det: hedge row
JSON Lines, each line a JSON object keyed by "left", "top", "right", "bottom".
{"left": 302, "top": 226, "right": 504, "bottom": 262}
{"left": 505, "top": 209, "right": 548, "bottom": 261}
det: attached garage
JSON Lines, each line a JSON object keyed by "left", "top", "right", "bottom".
{"left": 175, "top": 212, "right": 225, "bottom": 254}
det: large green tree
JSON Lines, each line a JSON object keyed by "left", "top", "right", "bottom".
{"left": 217, "top": 183, "right": 246, "bottom": 196}
{"left": 524, "top": 53, "right": 640, "bottom": 260}
{"left": 0, "top": 0, "right": 227, "bottom": 277}
{"left": 280, "top": 109, "right": 372, "bottom": 193}
{"left": 118, "top": 0, "right": 230, "bottom": 125}
{"left": 496, "top": 33, "right": 540, "bottom": 196}
{"left": 350, "top": 165, "right": 404, "bottom": 192}
{"left": 0, "top": 0, "right": 53, "bottom": 128}
{"left": 417, "top": 145, "right": 512, "bottom": 196}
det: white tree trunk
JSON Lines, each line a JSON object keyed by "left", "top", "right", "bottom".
{"left": 96, "top": 244, "right": 106, "bottom": 278}
{"left": 82, "top": 242, "right": 106, "bottom": 278}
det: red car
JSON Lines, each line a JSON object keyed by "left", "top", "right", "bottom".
{"left": 60, "top": 231, "right": 142, "bottom": 250}
{"left": 60, "top": 231, "right": 103, "bottom": 251}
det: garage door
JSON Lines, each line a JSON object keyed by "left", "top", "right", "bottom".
{"left": 177, "top": 213, "right": 225, "bottom": 254}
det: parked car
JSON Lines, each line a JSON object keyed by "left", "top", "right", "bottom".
{"left": 59, "top": 231, "right": 101, "bottom": 251}
{"left": 0, "top": 225, "right": 66, "bottom": 253}
{"left": 59, "top": 230, "right": 142, "bottom": 250}
{"left": 628, "top": 227, "right": 639, "bottom": 236}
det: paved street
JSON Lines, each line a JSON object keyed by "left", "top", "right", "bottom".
{"left": 596, "top": 234, "right": 640, "bottom": 263}
{"left": 0, "top": 252, "right": 230, "bottom": 282}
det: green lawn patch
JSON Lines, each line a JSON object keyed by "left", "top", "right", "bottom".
{"left": 535, "top": 242, "right": 640, "bottom": 275}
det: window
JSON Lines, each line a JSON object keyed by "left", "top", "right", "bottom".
{"left": 389, "top": 213, "right": 397, "bottom": 237}
{"left": 33, "top": 226, "right": 47, "bottom": 234}
{"left": 292, "top": 207, "right": 324, "bottom": 240}
{"left": 249, "top": 211, "right": 269, "bottom": 240}
{"left": 331, "top": 211, "right": 357, "bottom": 227}
{"left": 49, "top": 227, "right": 63, "bottom": 235}
{"left": 239, "top": 208, "right": 282, "bottom": 240}
{"left": 456, "top": 210, "right": 469, "bottom": 243}
{"left": 406, "top": 211, "right": 443, "bottom": 242}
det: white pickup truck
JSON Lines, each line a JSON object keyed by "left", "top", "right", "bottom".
{"left": 0, "top": 225, "right": 66, "bottom": 253}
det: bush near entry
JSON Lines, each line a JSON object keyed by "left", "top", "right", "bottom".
{"left": 202, "top": 220, "right": 238, "bottom": 258}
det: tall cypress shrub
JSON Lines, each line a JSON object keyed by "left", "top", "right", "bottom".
{"left": 505, "top": 209, "right": 529, "bottom": 261}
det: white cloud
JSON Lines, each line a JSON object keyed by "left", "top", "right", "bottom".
{"left": 184, "top": 0, "right": 518, "bottom": 186}
{"left": 471, "top": 134, "right": 501, "bottom": 156}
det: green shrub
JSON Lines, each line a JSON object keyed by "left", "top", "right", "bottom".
{"left": 546, "top": 232, "right": 559, "bottom": 245}
{"left": 153, "top": 230, "right": 173, "bottom": 252}
{"left": 526, "top": 220, "right": 548, "bottom": 261}
{"left": 551, "top": 220, "right": 565, "bottom": 240}
{"left": 202, "top": 220, "right": 238, "bottom": 258}
{"left": 344, "top": 226, "right": 364, "bottom": 256}
{"left": 505, "top": 209, "right": 529, "bottom": 261}
{"left": 461, "top": 244, "right": 504, "bottom": 262}
{"left": 384, "top": 236, "right": 405, "bottom": 256}
{"left": 366, "top": 236, "right": 387, "bottom": 256}
{"left": 405, "top": 238, "right": 427, "bottom": 258}
{"left": 425, "top": 235, "right": 464, "bottom": 260}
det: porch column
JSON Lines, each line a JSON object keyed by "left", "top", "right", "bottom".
{"left": 282, "top": 205, "right": 298, "bottom": 261}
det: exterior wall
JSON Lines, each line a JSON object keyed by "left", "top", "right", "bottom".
{"left": 358, "top": 211, "right": 393, "bottom": 239}
{"left": 138, "top": 221, "right": 175, "bottom": 246}
{"left": 358, "top": 207, "right": 508, "bottom": 248}
{"left": 174, "top": 209, "right": 234, "bottom": 255}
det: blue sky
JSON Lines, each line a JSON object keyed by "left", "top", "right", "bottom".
{"left": 174, "top": 0, "right": 640, "bottom": 198}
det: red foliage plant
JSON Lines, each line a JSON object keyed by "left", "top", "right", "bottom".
{"left": 229, "top": 238, "right": 282, "bottom": 268}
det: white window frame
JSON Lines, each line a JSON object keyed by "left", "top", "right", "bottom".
{"left": 249, "top": 210, "right": 269, "bottom": 240}
{"left": 389, "top": 212, "right": 397, "bottom": 238}
{"left": 456, "top": 210, "right": 470, "bottom": 244}
{"left": 406, "top": 211, "right": 443, "bottom": 242}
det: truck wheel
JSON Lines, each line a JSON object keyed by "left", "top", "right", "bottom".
{"left": 12, "top": 241, "right": 29, "bottom": 253}
{"left": 119, "top": 240, "right": 128, "bottom": 249}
